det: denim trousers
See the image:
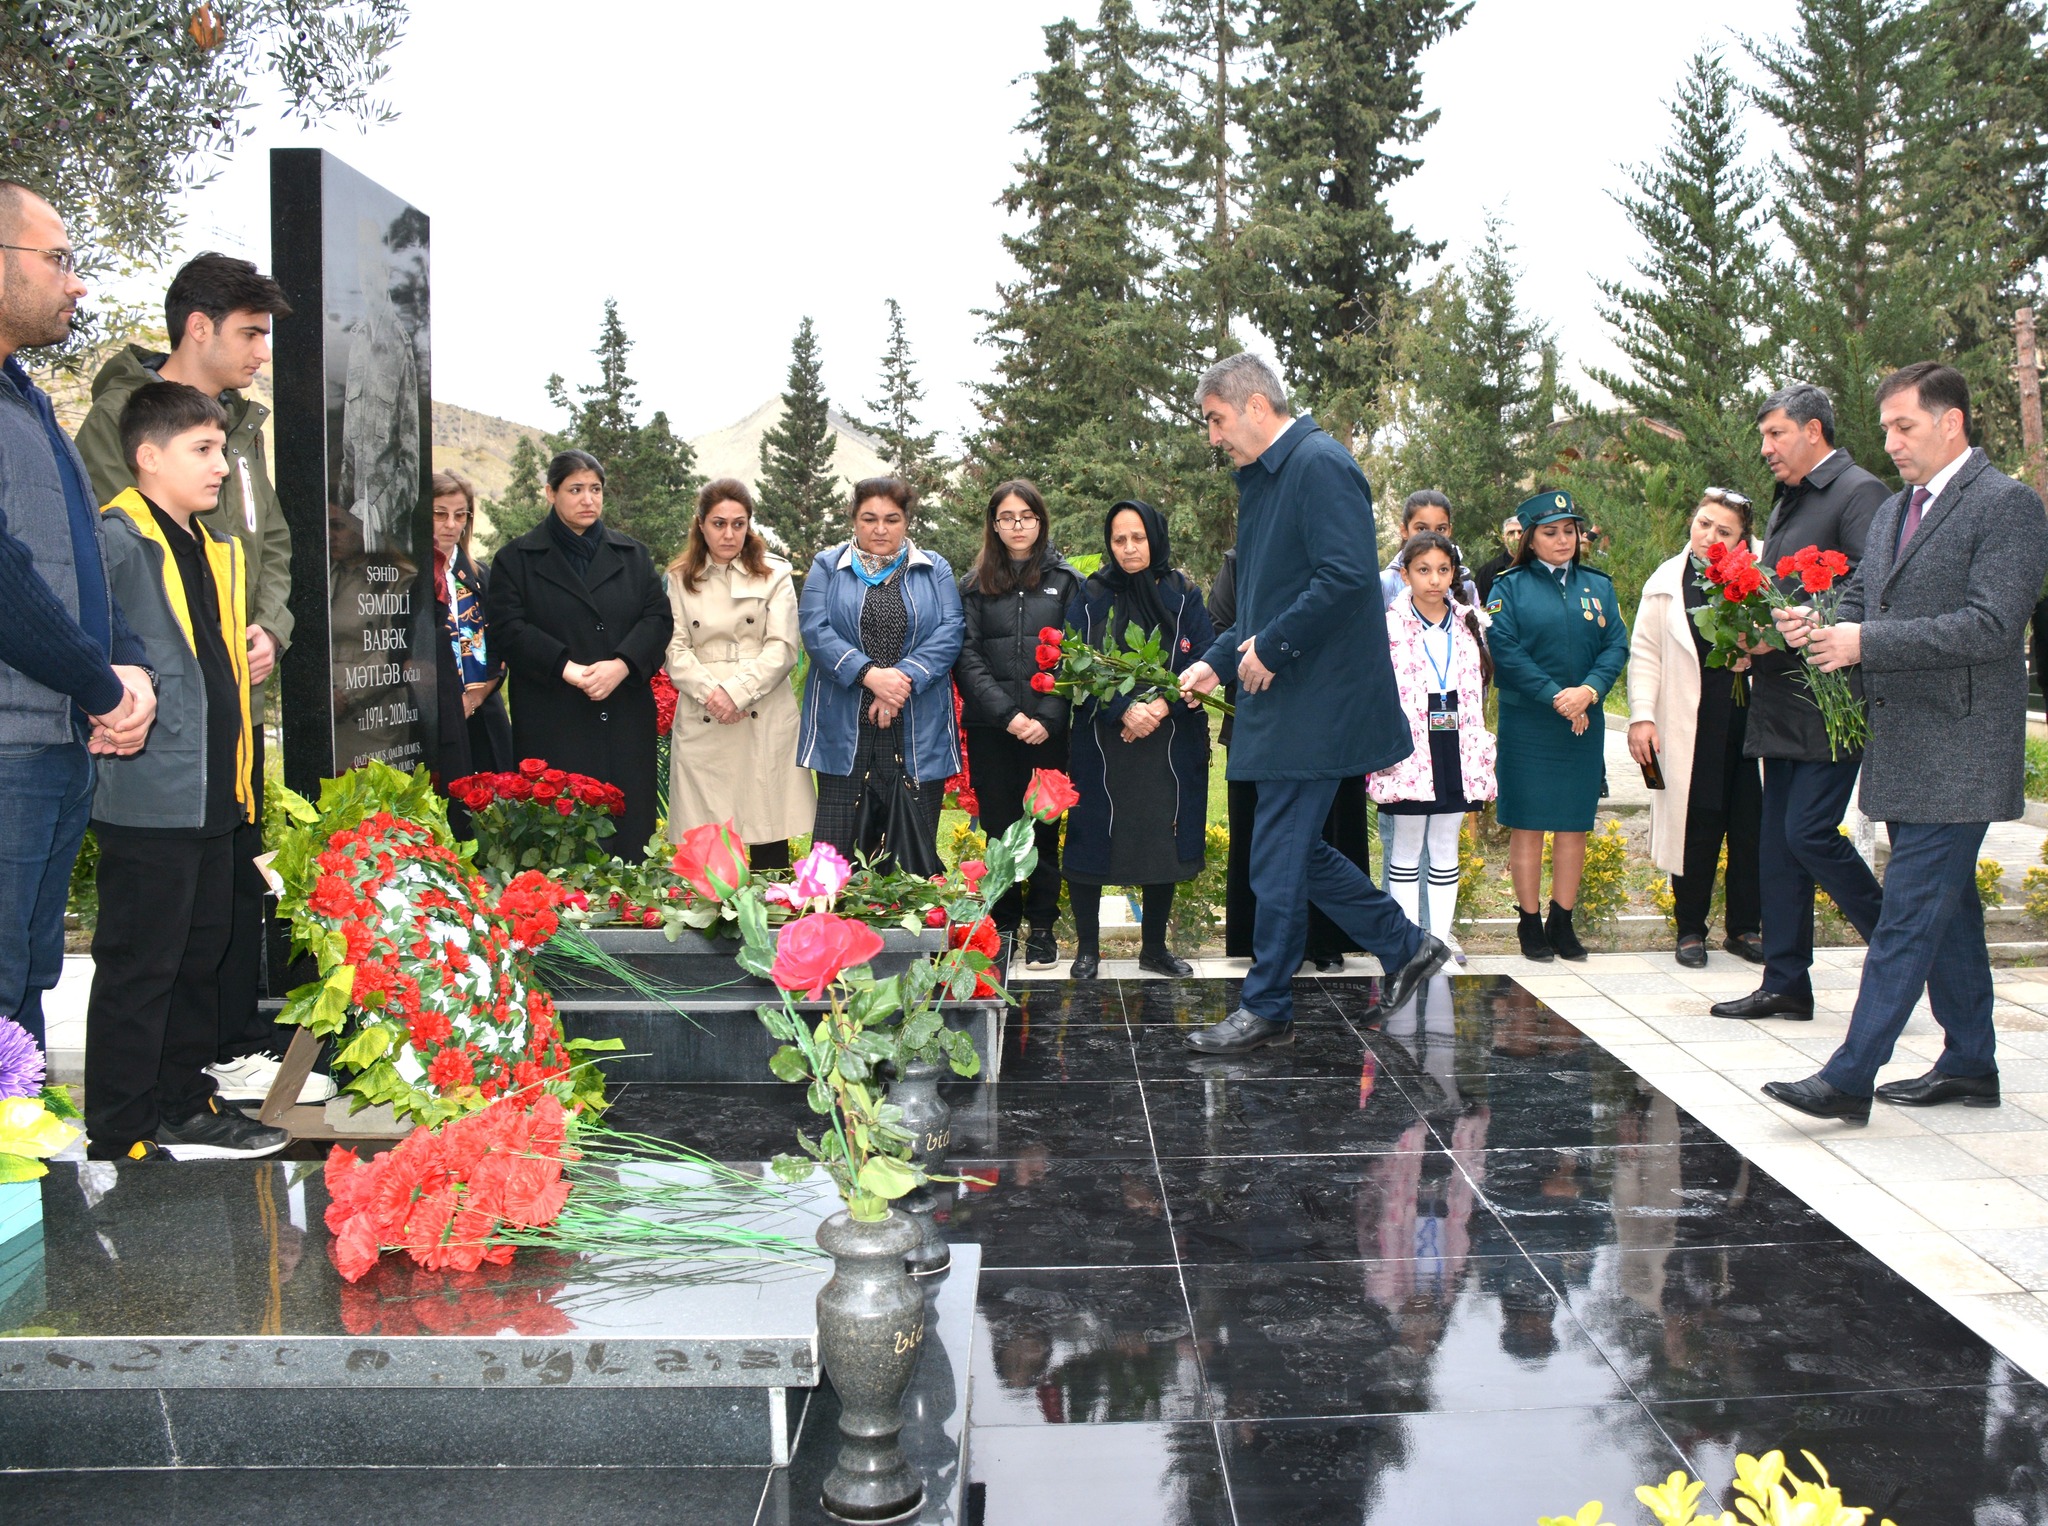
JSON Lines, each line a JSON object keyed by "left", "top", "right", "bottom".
{"left": 0, "top": 740, "right": 94, "bottom": 1049}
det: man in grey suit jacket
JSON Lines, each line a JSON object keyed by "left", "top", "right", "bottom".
{"left": 1764, "top": 363, "right": 2048, "bottom": 1122}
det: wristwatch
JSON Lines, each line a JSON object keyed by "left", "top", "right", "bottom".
{"left": 137, "top": 664, "right": 160, "bottom": 694}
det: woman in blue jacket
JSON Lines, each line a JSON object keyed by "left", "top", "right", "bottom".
{"left": 798, "top": 477, "right": 963, "bottom": 870}
{"left": 1486, "top": 489, "right": 1629, "bottom": 963}
{"left": 1064, "top": 500, "right": 1213, "bottom": 979}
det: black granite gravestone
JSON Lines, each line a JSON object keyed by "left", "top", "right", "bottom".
{"left": 269, "top": 149, "right": 437, "bottom": 800}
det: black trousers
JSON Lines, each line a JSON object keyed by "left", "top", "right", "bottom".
{"left": 1224, "top": 776, "right": 1371, "bottom": 960}
{"left": 216, "top": 714, "right": 282, "bottom": 1061}
{"left": 965, "top": 725, "right": 1066, "bottom": 932}
{"left": 1759, "top": 755, "right": 1886, "bottom": 1001}
{"left": 87, "top": 830, "right": 232, "bottom": 1151}
{"left": 1670, "top": 761, "right": 1763, "bottom": 940}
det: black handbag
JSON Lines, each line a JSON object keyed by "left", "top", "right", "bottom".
{"left": 854, "top": 740, "right": 943, "bottom": 879}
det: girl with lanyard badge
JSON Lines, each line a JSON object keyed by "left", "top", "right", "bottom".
{"left": 1370, "top": 531, "right": 1497, "bottom": 965}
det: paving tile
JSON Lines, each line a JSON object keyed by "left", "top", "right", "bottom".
{"left": 1534, "top": 996, "right": 1639, "bottom": 1025}
{"left": 1509, "top": 974, "right": 1596, "bottom": 1000}
{"left": 1851, "top": 1231, "right": 2026, "bottom": 1297}
{"left": 1598, "top": 1042, "right": 1706, "bottom": 1076}
{"left": 1956, "top": 1228, "right": 2048, "bottom": 1291}
{"left": 1675, "top": 1037, "right": 1813, "bottom": 1071}
{"left": 1889, "top": 1178, "right": 2048, "bottom": 1233}
{"left": 1678, "top": 1103, "right": 1839, "bottom": 1149}
{"left": 1822, "top": 1134, "right": 2005, "bottom": 1182}
{"left": 1794, "top": 1181, "right": 1941, "bottom": 1238}
{"left": 1951, "top": 1130, "right": 2048, "bottom": 1176}
{"left": 1939, "top": 1293, "right": 2048, "bottom": 1383}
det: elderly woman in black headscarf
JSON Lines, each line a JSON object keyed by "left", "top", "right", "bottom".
{"left": 1063, "top": 500, "right": 1215, "bottom": 980}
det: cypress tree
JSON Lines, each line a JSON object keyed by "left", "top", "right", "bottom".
{"left": 973, "top": 4, "right": 1215, "bottom": 569}
{"left": 1589, "top": 49, "right": 1776, "bottom": 507}
{"left": 1747, "top": 0, "right": 1926, "bottom": 476}
{"left": 758, "top": 316, "right": 843, "bottom": 567}
{"left": 541, "top": 299, "right": 702, "bottom": 563}
{"left": 479, "top": 432, "right": 548, "bottom": 552}
{"left": 1237, "top": 0, "right": 1470, "bottom": 446}
{"left": 1153, "top": 0, "right": 1257, "bottom": 352}
{"left": 1395, "top": 217, "right": 1558, "bottom": 535}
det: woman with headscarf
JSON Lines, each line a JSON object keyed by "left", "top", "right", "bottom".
{"left": 484, "top": 449, "right": 675, "bottom": 860}
{"left": 1063, "top": 500, "right": 1214, "bottom": 979}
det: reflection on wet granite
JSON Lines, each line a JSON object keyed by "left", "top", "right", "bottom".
{"left": 1141, "top": 1076, "right": 1427, "bottom": 1160}
{"left": 971, "top": 1266, "right": 1206, "bottom": 1425}
{"left": 1162, "top": 1153, "right": 1513, "bottom": 1266}
{"left": 969, "top": 1421, "right": 1232, "bottom": 1526}
{"left": 602, "top": 1081, "right": 817, "bottom": 1161}
{"left": 1188, "top": 1256, "right": 1627, "bottom": 1418}
{"left": 1219, "top": 1407, "right": 1696, "bottom": 1526}
{"left": 940, "top": 1080, "right": 1153, "bottom": 1161}
{"left": 1122, "top": 978, "right": 1347, "bottom": 1027}
{"left": 943, "top": 1158, "right": 1177, "bottom": 1268}
{"left": 1655, "top": 1382, "right": 2048, "bottom": 1526}
{"left": 1132, "top": 1018, "right": 1368, "bottom": 1080}
{"left": 1539, "top": 1242, "right": 2005, "bottom": 1401}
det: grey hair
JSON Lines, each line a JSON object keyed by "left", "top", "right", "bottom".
{"left": 1756, "top": 382, "right": 1837, "bottom": 447}
{"left": 1193, "top": 352, "right": 1291, "bottom": 417}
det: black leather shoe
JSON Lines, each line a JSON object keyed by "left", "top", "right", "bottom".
{"left": 1724, "top": 932, "right": 1766, "bottom": 965}
{"left": 1545, "top": 900, "right": 1587, "bottom": 961}
{"left": 1675, "top": 935, "right": 1707, "bottom": 969}
{"left": 1137, "top": 948, "right": 1194, "bottom": 978}
{"left": 1366, "top": 934, "right": 1453, "bottom": 1018}
{"left": 1517, "top": 910, "right": 1555, "bottom": 963}
{"left": 1312, "top": 955, "right": 1344, "bottom": 973}
{"left": 1069, "top": 951, "right": 1101, "bottom": 980}
{"left": 1710, "top": 987, "right": 1814, "bottom": 1020}
{"left": 1185, "top": 1008, "right": 1295, "bottom": 1054}
{"left": 1761, "top": 1074, "right": 1871, "bottom": 1123}
{"left": 1024, "top": 927, "right": 1059, "bottom": 969}
{"left": 1876, "top": 1068, "right": 2001, "bottom": 1108}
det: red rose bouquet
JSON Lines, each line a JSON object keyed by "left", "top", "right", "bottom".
{"left": 650, "top": 670, "right": 679, "bottom": 737}
{"left": 449, "top": 758, "right": 625, "bottom": 884}
{"left": 1693, "top": 542, "right": 1865, "bottom": 758}
{"left": 1035, "top": 623, "right": 1234, "bottom": 718}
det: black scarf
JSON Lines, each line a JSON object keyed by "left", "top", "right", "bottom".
{"left": 548, "top": 511, "right": 603, "bottom": 576}
{"left": 1099, "top": 498, "right": 1175, "bottom": 645}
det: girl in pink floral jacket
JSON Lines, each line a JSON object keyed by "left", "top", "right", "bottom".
{"left": 1371, "top": 531, "right": 1498, "bottom": 962}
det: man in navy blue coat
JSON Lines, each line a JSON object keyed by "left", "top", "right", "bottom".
{"left": 1181, "top": 355, "right": 1450, "bottom": 1053}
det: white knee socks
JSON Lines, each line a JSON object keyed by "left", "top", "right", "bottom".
{"left": 1386, "top": 813, "right": 1464, "bottom": 934}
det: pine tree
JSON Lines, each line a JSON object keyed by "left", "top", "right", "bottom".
{"left": 1394, "top": 218, "right": 1558, "bottom": 537}
{"left": 1901, "top": 0, "right": 2048, "bottom": 464}
{"left": 1589, "top": 50, "right": 1776, "bottom": 508}
{"left": 1154, "top": 0, "right": 1257, "bottom": 352}
{"left": 973, "top": 4, "right": 1222, "bottom": 573}
{"left": 758, "top": 316, "right": 843, "bottom": 567}
{"left": 478, "top": 432, "right": 548, "bottom": 553}
{"left": 1238, "top": 0, "right": 1471, "bottom": 446}
{"left": 540, "top": 299, "right": 702, "bottom": 563}
{"left": 863, "top": 300, "right": 974, "bottom": 569}
{"left": 1747, "top": 0, "right": 1929, "bottom": 476}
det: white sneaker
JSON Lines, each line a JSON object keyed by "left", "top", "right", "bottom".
{"left": 204, "top": 1054, "right": 337, "bottom": 1105}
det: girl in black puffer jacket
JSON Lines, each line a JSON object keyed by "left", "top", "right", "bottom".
{"left": 956, "top": 480, "right": 1083, "bottom": 966}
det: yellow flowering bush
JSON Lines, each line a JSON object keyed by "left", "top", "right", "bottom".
{"left": 1978, "top": 859, "right": 2005, "bottom": 908}
{"left": 1540, "top": 1450, "right": 1895, "bottom": 1526}
{"left": 1573, "top": 819, "right": 1631, "bottom": 928}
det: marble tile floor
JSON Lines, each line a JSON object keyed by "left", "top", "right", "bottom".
{"left": 591, "top": 974, "right": 2048, "bottom": 1524}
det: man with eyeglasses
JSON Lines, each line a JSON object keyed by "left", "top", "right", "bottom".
{"left": 1710, "top": 383, "right": 1888, "bottom": 1024}
{"left": 0, "top": 180, "right": 158, "bottom": 1050}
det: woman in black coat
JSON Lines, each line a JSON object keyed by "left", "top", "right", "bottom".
{"left": 956, "top": 479, "right": 1084, "bottom": 967}
{"left": 484, "top": 449, "right": 676, "bottom": 860}
{"left": 1209, "top": 549, "right": 1372, "bottom": 971}
{"left": 1064, "top": 499, "right": 1213, "bottom": 980}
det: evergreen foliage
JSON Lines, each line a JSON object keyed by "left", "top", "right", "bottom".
{"left": 758, "top": 316, "right": 844, "bottom": 568}
{"left": 539, "top": 299, "right": 702, "bottom": 565}
{"left": 1390, "top": 218, "right": 1558, "bottom": 548}
{"left": 864, "top": 299, "right": 970, "bottom": 565}
{"left": 1237, "top": 0, "right": 1471, "bottom": 447}
{"left": 477, "top": 433, "right": 548, "bottom": 554}
{"left": 1588, "top": 49, "right": 1776, "bottom": 509}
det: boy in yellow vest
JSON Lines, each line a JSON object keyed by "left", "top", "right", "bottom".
{"left": 84, "top": 381, "right": 288, "bottom": 1160}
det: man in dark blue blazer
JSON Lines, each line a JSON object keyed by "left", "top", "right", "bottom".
{"left": 1180, "top": 354, "right": 1449, "bottom": 1054}
{"left": 1764, "top": 364, "right": 2048, "bottom": 1122}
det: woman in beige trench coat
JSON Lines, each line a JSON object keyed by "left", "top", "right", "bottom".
{"left": 1626, "top": 491, "right": 1765, "bottom": 969}
{"left": 664, "top": 479, "right": 815, "bottom": 866}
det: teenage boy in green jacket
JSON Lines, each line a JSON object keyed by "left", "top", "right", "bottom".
{"left": 74, "top": 251, "right": 307, "bottom": 1102}
{"left": 84, "top": 381, "right": 289, "bottom": 1162}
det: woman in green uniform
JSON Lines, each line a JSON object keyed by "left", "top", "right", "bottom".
{"left": 1486, "top": 490, "right": 1629, "bottom": 962}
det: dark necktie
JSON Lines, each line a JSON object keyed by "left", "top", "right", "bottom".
{"left": 1898, "top": 486, "right": 1931, "bottom": 552}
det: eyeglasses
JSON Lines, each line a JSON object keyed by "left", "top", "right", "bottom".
{"left": 994, "top": 514, "right": 1039, "bottom": 529}
{"left": 1703, "top": 486, "right": 1752, "bottom": 510}
{"left": 0, "top": 245, "right": 76, "bottom": 275}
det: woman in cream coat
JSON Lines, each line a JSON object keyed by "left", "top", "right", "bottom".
{"left": 1626, "top": 490, "right": 1765, "bottom": 968}
{"left": 665, "top": 479, "right": 815, "bottom": 866}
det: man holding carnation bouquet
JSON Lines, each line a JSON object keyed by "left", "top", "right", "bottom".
{"left": 1761, "top": 364, "right": 2048, "bottom": 1122}
{"left": 1710, "top": 384, "right": 1889, "bottom": 1025}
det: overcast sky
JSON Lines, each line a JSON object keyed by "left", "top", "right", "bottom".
{"left": 153, "top": 0, "right": 1793, "bottom": 444}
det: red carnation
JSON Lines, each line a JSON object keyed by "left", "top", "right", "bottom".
{"left": 308, "top": 874, "right": 358, "bottom": 919}
{"left": 427, "top": 1048, "right": 476, "bottom": 1092}
{"left": 408, "top": 1010, "right": 453, "bottom": 1048}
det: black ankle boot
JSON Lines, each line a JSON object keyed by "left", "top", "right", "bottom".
{"left": 1517, "top": 909, "right": 1555, "bottom": 962}
{"left": 1546, "top": 900, "right": 1587, "bottom": 962}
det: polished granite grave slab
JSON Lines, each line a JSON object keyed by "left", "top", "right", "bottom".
{"left": 12, "top": 972, "right": 2048, "bottom": 1523}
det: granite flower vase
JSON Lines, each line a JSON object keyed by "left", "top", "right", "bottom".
{"left": 816, "top": 1208, "right": 927, "bottom": 1523}
{"left": 887, "top": 1058, "right": 952, "bottom": 1276}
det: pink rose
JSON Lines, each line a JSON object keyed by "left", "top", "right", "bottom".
{"left": 771, "top": 913, "right": 886, "bottom": 998}
{"left": 671, "top": 819, "right": 750, "bottom": 902}
{"left": 790, "top": 843, "right": 853, "bottom": 906}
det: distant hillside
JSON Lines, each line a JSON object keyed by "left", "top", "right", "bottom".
{"left": 689, "top": 398, "right": 891, "bottom": 495}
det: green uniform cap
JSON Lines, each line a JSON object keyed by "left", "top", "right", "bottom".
{"left": 1515, "top": 489, "right": 1585, "bottom": 534}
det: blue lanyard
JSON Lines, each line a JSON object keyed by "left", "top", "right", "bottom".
{"left": 1419, "top": 607, "right": 1456, "bottom": 694}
